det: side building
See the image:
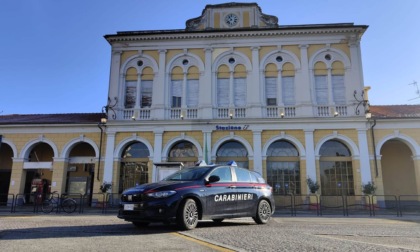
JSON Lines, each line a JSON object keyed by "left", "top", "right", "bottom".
{"left": 0, "top": 3, "right": 419, "bottom": 207}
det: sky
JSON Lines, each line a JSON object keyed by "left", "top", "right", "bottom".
{"left": 1, "top": 0, "right": 419, "bottom": 115}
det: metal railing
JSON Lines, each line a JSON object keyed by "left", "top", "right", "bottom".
{"left": 2, "top": 193, "right": 420, "bottom": 217}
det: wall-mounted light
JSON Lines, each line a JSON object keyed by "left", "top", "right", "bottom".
{"left": 229, "top": 113, "right": 233, "bottom": 119}
{"left": 334, "top": 111, "right": 339, "bottom": 117}
{"left": 365, "top": 111, "right": 372, "bottom": 119}
{"left": 280, "top": 112, "right": 285, "bottom": 118}
{"left": 180, "top": 110, "right": 185, "bottom": 120}
{"left": 180, "top": 114, "right": 184, "bottom": 120}
{"left": 131, "top": 115, "right": 136, "bottom": 121}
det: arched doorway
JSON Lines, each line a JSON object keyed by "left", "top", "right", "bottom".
{"left": 119, "top": 142, "right": 150, "bottom": 193}
{"left": 266, "top": 140, "right": 300, "bottom": 195}
{"left": 216, "top": 141, "right": 248, "bottom": 168}
{"left": 0, "top": 143, "right": 13, "bottom": 204}
{"left": 319, "top": 140, "right": 354, "bottom": 195}
{"left": 24, "top": 143, "right": 54, "bottom": 203}
{"left": 168, "top": 141, "right": 198, "bottom": 167}
{"left": 381, "top": 140, "right": 416, "bottom": 195}
{"left": 67, "top": 142, "right": 96, "bottom": 197}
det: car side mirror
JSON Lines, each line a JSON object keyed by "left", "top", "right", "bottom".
{"left": 207, "top": 175, "right": 220, "bottom": 183}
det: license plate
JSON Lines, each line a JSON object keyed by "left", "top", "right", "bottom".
{"left": 124, "top": 204, "right": 134, "bottom": 211}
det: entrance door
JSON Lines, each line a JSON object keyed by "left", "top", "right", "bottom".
{"left": 0, "top": 171, "right": 11, "bottom": 205}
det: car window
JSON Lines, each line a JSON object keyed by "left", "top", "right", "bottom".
{"left": 235, "top": 167, "right": 251, "bottom": 182}
{"left": 252, "top": 171, "right": 266, "bottom": 183}
{"left": 163, "top": 167, "right": 211, "bottom": 181}
{"left": 209, "top": 167, "right": 232, "bottom": 182}
{"left": 250, "top": 172, "right": 259, "bottom": 183}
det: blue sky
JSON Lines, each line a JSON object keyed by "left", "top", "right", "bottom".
{"left": 1, "top": 0, "right": 419, "bottom": 115}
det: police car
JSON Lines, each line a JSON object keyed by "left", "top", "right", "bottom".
{"left": 118, "top": 161, "right": 275, "bottom": 230}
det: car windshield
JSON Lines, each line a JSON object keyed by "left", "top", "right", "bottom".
{"left": 163, "top": 167, "right": 212, "bottom": 181}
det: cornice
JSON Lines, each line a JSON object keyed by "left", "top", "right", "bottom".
{"left": 105, "top": 26, "right": 367, "bottom": 44}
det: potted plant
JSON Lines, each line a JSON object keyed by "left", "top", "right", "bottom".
{"left": 306, "top": 178, "right": 320, "bottom": 194}
{"left": 362, "top": 181, "right": 376, "bottom": 195}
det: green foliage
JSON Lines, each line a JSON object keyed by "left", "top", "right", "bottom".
{"left": 306, "top": 178, "right": 320, "bottom": 193}
{"left": 100, "top": 182, "right": 112, "bottom": 193}
{"left": 362, "top": 181, "right": 376, "bottom": 195}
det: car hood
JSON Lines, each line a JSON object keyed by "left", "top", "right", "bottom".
{"left": 122, "top": 180, "right": 195, "bottom": 194}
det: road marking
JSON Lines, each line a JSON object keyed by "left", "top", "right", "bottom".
{"left": 172, "top": 232, "right": 237, "bottom": 252}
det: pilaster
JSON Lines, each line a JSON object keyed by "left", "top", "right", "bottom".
{"left": 252, "top": 130, "right": 262, "bottom": 174}
{"left": 51, "top": 157, "right": 68, "bottom": 194}
{"left": 8, "top": 158, "right": 25, "bottom": 195}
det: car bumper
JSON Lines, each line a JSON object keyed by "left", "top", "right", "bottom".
{"left": 118, "top": 198, "right": 179, "bottom": 223}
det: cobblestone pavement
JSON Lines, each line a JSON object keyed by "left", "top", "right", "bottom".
{"left": 1, "top": 214, "right": 420, "bottom": 251}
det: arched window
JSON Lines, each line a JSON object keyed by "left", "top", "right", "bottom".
{"left": 319, "top": 140, "right": 354, "bottom": 195}
{"left": 312, "top": 51, "right": 347, "bottom": 106}
{"left": 264, "top": 54, "right": 296, "bottom": 107}
{"left": 216, "top": 141, "right": 248, "bottom": 168}
{"left": 124, "top": 65, "right": 154, "bottom": 109}
{"left": 120, "top": 142, "right": 150, "bottom": 193}
{"left": 168, "top": 141, "right": 198, "bottom": 167}
{"left": 124, "top": 67, "right": 138, "bottom": 109}
{"left": 170, "top": 56, "right": 201, "bottom": 109}
{"left": 216, "top": 60, "right": 247, "bottom": 108}
{"left": 266, "top": 140, "right": 300, "bottom": 194}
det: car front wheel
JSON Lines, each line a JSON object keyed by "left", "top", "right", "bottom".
{"left": 253, "top": 199, "right": 272, "bottom": 224}
{"left": 177, "top": 198, "right": 199, "bottom": 230}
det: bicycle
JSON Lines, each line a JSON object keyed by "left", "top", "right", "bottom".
{"left": 42, "top": 191, "right": 77, "bottom": 214}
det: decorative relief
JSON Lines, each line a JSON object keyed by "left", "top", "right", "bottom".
{"left": 260, "top": 14, "right": 278, "bottom": 28}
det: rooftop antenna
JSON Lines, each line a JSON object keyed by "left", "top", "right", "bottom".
{"left": 408, "top": 81, "right": 419, "bottom": 101}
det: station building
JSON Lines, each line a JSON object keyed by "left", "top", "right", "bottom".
{"left": 1, "top": 3, "right": 420, "bottom": 205}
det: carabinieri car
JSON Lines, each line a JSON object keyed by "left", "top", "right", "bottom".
{"left": 118, "top": 161, "right": 275, "bottom": 230}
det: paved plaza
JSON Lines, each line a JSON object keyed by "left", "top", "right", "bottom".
{"left": 1, "top": 214, "right": 420, "bottom": 251}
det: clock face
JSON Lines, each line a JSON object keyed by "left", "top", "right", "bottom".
{"left": 225, "top": 13, "right": 238, "bottom": 27}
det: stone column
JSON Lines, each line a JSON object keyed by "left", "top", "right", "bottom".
{"left": 103, "top": 132, "right": 115, "bottom": 184}
{"left": 152, "top": 129, "right": 164, "bottom": 182}
{"left": 357, "top": 129, "right": 372, "bottom": 184}
{"left": 413, "top": 156, "right": 420, "bottom": 194}
{"left": 304, "top": 130, "right": 316, "bottom": 183}
{"left": 252, "top": 130, "right": 262, "bottom": 174}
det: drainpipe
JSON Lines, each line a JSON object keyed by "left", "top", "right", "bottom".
{"left": 370, "top": 119, "right": 378, "bottom": 177}
{"left": 97, "top": 123, "right": 106, "bottom": 181}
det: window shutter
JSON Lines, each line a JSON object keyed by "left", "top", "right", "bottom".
{"left": 315, "top": 75, "right": 328, "bottom": 105}
{"left": 171, "top": 80, "right": 182, "bottom": 107}
{"left": 186, "top": 79, "right": 199, "bottom": 108}
{"left": 141, "top": 80, "right": 152, "bottom": 108}
{"left": 125, "top": 81, "right": 137, "bottom": 108}
{"left": 265, "top": 77, "right": 277, "bottom": 105}
{"left": 234, "top": 78, "right": 246, "bottom": 107}
{"left": 282, "top": 76, "right": 295, "bottom": 105}
{"left": 332, "top": 75, "right": 345, "bottom": 105}
{"left": 217, "top": 78, "right": 229, "bottom": 107}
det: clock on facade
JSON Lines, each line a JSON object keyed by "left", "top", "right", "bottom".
{"left": 225, "top": 13, "right": 238, "bottom": 27}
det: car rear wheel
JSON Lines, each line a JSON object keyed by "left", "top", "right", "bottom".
{"left": 253, "top": 199, "right": 272, "bottom": 224}
{"left": 132, "top": 221, "right": 150, "bottom": 228}
{"left": 177, "top": 198, "right": 199, "bottom": 230}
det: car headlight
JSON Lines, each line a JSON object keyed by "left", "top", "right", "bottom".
{"left": 147, "top": 190, "right": 176, "bottom": 198}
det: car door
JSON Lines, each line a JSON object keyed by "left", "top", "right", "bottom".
{"left": 205, "top": 166, "right": 237, "bottom": 217}
{"left": 234, "top": 167, "right": 259, "bottom": 215}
